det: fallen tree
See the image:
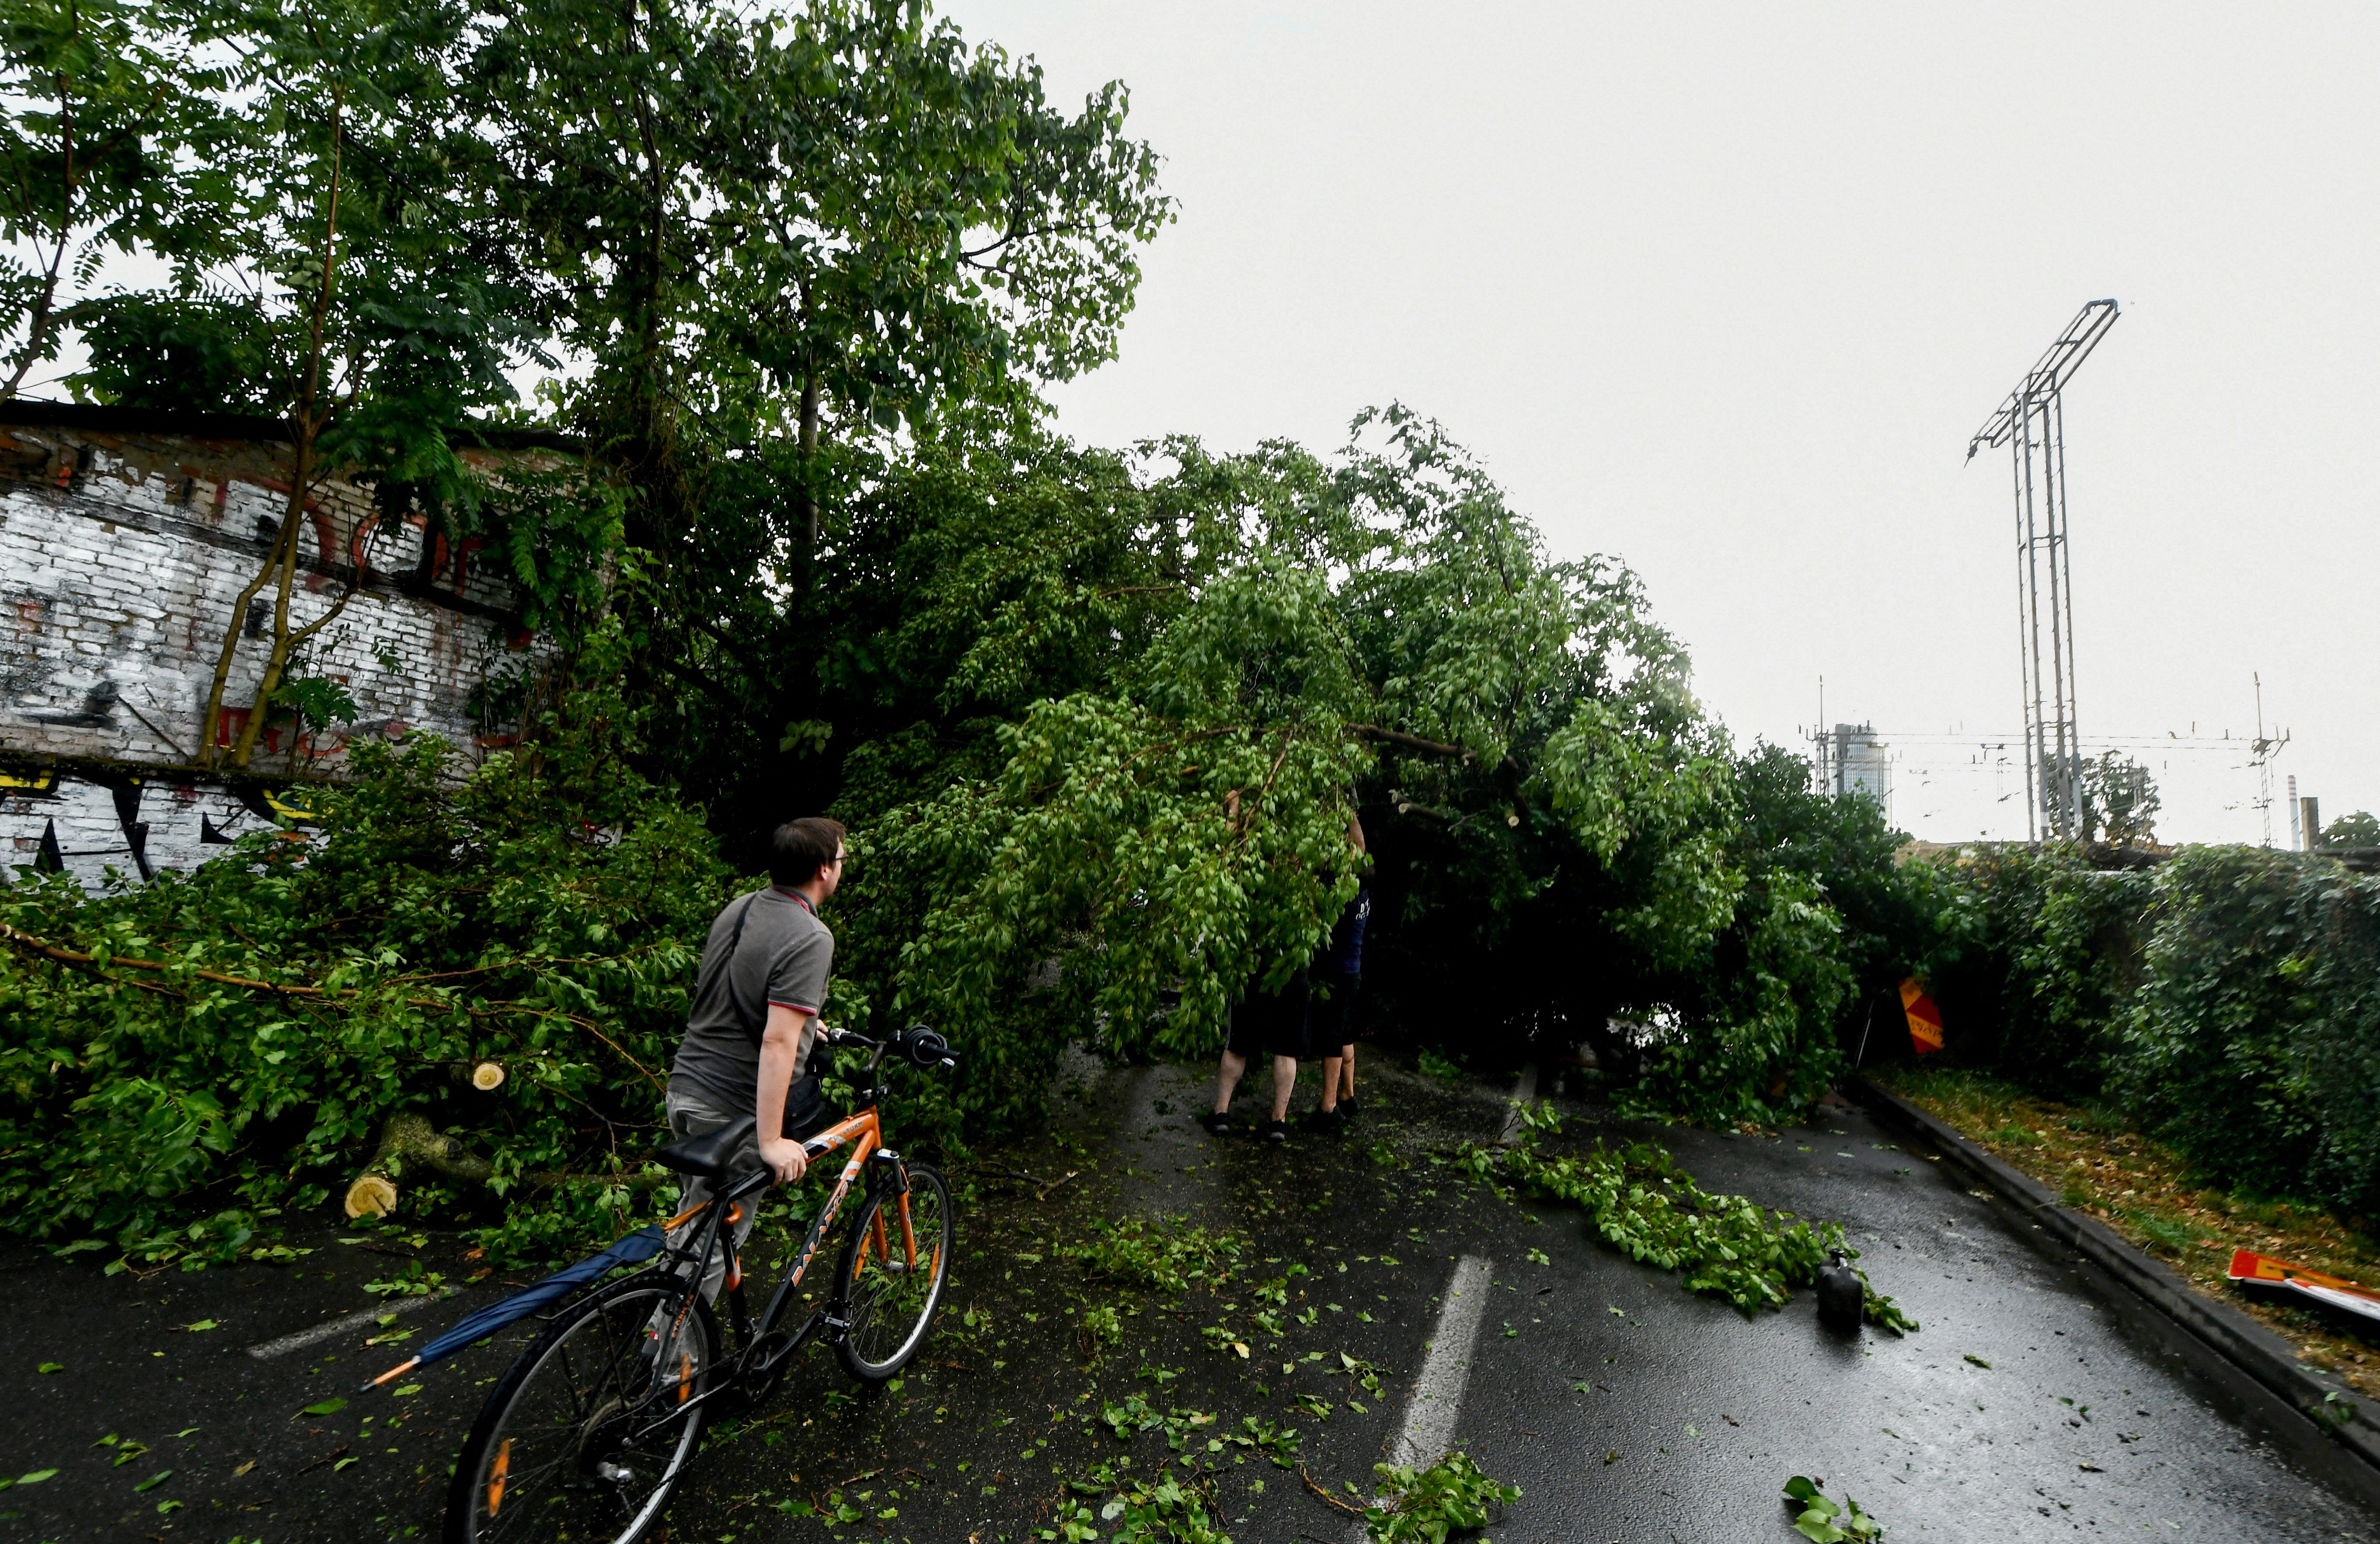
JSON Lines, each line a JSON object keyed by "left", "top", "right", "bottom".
{"left": 0, "top": 416, "right": 1915, "bottom": 1271}
{"left": 826, "top": 411, "right": 1889, "bottom": 1128}
{"left": 0, "top": 685, "right": 731, "bottom": 1268}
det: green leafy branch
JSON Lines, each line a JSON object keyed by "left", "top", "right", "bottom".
{"left": 1460, "top": 1105, "right": 1915, "bottom": 1326}
{"left": 1783, "top": 1475, "right": 1883, "bottom": 1541}
{"left": 1063, "top": 1216, "right": 1248, "bottom": 1295}
{"left": 1299, "top": 1451, "right": 1520, "bottom": 1544}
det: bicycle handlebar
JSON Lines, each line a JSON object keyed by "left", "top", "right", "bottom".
{"left": 824, "top": 1022, "right": 959, "bottom": 1072}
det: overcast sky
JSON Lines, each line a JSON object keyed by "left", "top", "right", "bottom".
{"left": 945, "top": 0, "right": 2380, "bottom": 845}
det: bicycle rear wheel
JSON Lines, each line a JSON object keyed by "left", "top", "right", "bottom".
{"left": 833, "top": 1162, "right": 953, "bottom": 1381}
{"left": 443, "top": 1274, "right": 715, "bottom": 1544}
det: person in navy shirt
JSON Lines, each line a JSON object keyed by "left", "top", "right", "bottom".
{"left": 1306, "top": 817, "right": 1370, "bottom": 1133}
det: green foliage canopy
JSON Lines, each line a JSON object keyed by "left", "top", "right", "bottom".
{"left": 2079, "top": 750, "right": 2160, "bottom": 847}
{"left": 0, "top": 0, "right": 194, "bottom": 397}
{"left": 814, "top": 410, "right": 1906, "bottom": 1132}
{"left": 0, "top": 673, "right": 734, "bottom": 1266}
{"left": 2321, "top": 810, "right": 2380, "bottom": 849}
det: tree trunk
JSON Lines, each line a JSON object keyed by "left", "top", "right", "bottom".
{"left": 799, "top": 366, "right": 820, "bottom": 549}
{"left": 345, "top": 1111, "right": 493, "bottom": 1218}
{"left": 344, "top": 1110, "right": 666, "bottom": 1218}
{"left": 230, "top": 425, "right": 319, "bottom": 768}
{"left": 196, "top": 505, "right": 304, "bottom": 768}
{"left": 231, "top": 85, "right": 348, "bottom": 770}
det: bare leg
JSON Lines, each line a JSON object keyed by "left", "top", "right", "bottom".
{"left": 1318, "top": 1056, "right": 1342, "bottom": 1114}
{"left": 1214, "top": 1049, "right": 1247, "bottom": 1114}
{"left": 1340, "top": 1045, "right": 1356, "bottom": 1100}
{"left": 1269, "top": 1056, "right": 1298, "bottom": 1121}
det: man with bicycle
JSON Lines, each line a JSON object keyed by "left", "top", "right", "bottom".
{"left": 663, "top": 816, "right": 845, "bottom": 1302}
{"left": 431, "top": 816, "right": 964, "bottom": 1544}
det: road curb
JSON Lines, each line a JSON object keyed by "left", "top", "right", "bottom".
{"left": 1848, "top": 1075, "right": 2380, "bottom": 1481}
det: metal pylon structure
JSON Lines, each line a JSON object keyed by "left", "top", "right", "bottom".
{"left": 1967, "top": 300, "right": 2119, "bottom": 841}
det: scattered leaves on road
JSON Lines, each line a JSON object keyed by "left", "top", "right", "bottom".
{"left": 1783, "top": 1475, "right": 1883, "bottom": 1541}
{"left": 1361, "top": 1451, "right": 1520, "bottom": 1543}
{"left": 1062, "top": 1216, "right": 1248, "bottom": 1294}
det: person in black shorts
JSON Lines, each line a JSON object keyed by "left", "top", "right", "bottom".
{"left": 1202, "top": 961, "right": 1312, "bottom": 1144}
{"left": 1307, "top": 816, "right": 1371, "bottom": 1134}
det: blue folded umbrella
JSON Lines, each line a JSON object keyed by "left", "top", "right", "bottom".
{"left": 362, "top": 1224, "right": 667, "bottom": 1390}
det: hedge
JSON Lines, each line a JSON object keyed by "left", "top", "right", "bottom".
{"left": 1924, "top": 843, "right": 2380, "bottom": 1213}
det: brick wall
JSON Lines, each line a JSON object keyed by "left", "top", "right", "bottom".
{"left": 0, "top": 403, "right": 581, "bottom": 887}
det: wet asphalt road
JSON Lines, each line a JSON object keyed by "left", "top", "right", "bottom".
{"left": 1443, "top": 1090, "right": 2379, "bottom": 1541}
{"left": 0, "top": 1050, "right": 2374, "bottom": 1542}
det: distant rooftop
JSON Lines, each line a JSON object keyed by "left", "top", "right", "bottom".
{"left": 0, "top": 397, "right": 581, "bottom": 454}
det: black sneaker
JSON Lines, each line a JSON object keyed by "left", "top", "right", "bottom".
{"left": 1305, "top": 1106, "right": 1347, "bottom": 1135}
{"left": 1338, "top": 1096, "right": 1362, "bottom": 1121}
{"left": 1259, "top": 1118, "right": 1289, "bottom": 1144}
{"left": 1200, "top": 1110, "right": 1236, "bottom": 1136}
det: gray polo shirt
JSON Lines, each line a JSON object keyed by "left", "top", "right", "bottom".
{"left": 668, "top": 886, "right": 834, "bottom": 1120}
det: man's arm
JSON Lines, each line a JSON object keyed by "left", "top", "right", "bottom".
{"left": 755, "top": 1002, "right": 812, "bottom": 1185}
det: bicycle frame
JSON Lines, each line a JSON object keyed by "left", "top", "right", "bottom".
{"left": 630, "top": 1050, "right": 923, "bottom": 1432}
{"left": 735, "top": 1101, "right": 916, "bottom": 1348}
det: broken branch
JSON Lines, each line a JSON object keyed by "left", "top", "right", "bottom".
{"left": 1299, "top": 1465, "right": 1366, "bottom": 1517}
{"left": 345, "top": 1111, "right": 493, "bottom": 1219}
{"left": 1348, "top": 724, "right": 1473, "bottom": 759}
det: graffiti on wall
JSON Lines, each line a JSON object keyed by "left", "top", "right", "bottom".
{"left": 0, "top": 765, "right": 321, "bottom": 891}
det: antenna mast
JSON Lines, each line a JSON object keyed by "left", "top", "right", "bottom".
{"left": 1968, "top": 300, "right": 2120, "bottom": 841}
{"left": 2251, "top": 672, "right": 2290, "bottom": 848}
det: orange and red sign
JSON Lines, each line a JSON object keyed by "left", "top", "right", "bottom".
{"left": 1900, "top": 977, "right": 1943, "bottom": 1055}
{"left": 2227, "top": 1249, "right": 2380, "bottom": 1327}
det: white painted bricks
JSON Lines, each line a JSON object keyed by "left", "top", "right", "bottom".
{"left": 0, "top": 411, "right": 572, "bottom": 889}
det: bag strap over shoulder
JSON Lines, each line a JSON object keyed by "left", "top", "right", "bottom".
{"left": 721, "top": 890, "right": 767, "bottom": 1046}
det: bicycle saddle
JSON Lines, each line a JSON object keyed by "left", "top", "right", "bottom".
{"left": 654, "top": 1114, "right": 759, "bottom": 1180}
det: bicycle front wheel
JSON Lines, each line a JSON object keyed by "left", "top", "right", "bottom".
{"left": 443, "top": 1274, "right": 715, "bottom": 1544}
{"left": 833, "top": 1162, "right": 953, "bottom": 1382}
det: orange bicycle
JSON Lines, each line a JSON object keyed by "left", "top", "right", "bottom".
{"left": 435, "top": 1024, "right": 957, "bottom": 1544}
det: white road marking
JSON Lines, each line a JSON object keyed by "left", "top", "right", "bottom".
{"left": 244, "top": 1285, "right": 458, "bottom": 1360}
{"left": 1389, "top": 1254, "right": 1494, "bottom": 1467}
{"left": 1347, "top": 1254, "right": 1494, "bottom": 1537}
